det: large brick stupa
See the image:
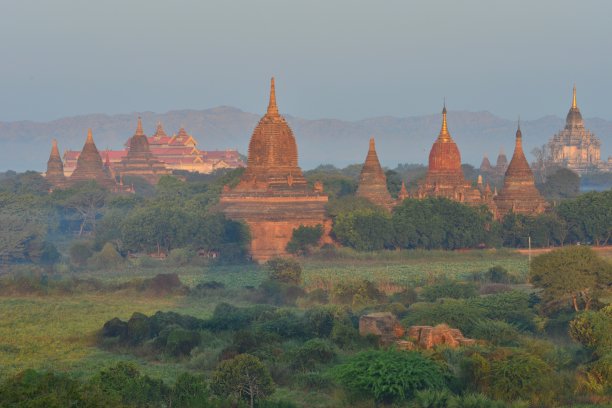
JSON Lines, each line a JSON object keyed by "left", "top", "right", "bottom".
{"left": 219, "top": 78, "right": 329, "bottom": 262}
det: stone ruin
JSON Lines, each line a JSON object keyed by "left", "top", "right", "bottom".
{"left": 359, "top": 312, "right": 475, "bottom": 349}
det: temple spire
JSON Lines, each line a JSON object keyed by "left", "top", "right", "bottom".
{"left": 136, "top": 116, "right": 144, "bottom": 136}
{"left": 51, "top": 139, "right": 60, "bottom": 157}
{"left": 86, "top": 128, "right": 94, "bottom": 143}
{"left": 369, "top": 137, "right": 376, "bottom": 151}
{"left": 572, "top": 84, "right": 577, "bottom": 109}
{"left": 267, "top": 77, "right": 279, "bottom": 116}
{"left": 439, "top": 101, "right": 450, "bottom": 141}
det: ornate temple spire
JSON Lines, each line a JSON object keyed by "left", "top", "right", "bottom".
{"left": 135, "top": 116, "right": 144, "bottom": 136}
{"left": 438, "top": 102, "right": 451, "bottom": 142}
{"left": 267, "top": 77, "right": 279, "bottom": 117}
{"left": 572, "top": 84, "right": 577, "bottom": 109}
{"left": 398, "top": 180, "right": 409, "bottom": 201}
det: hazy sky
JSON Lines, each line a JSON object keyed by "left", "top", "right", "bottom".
{"left": 1, "top": 0, "right": 611, "bottom": 122}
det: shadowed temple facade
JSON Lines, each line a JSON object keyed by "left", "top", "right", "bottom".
{"left": 219, "top": 78, "right": 330, "bottom": 262}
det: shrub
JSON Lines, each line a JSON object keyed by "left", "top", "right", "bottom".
{"left": 487, "top": 352, "right": 554, "bottom": 405}
{"left": 333, "top": 208, "right": 394, "bottom": 251}
{"left": 266, "top": 258, "right": 302, "bottom": 285}
{"left": 484, "top": 265, "right": 512, "bottom": 284}
{"left": 304, "top": 307, "right": 335, "bottom": 338}
{"left": 164, "top": 328, "right": 201, "bottom": 357}
{"left": 421, "top": 280, "right": 479, "bottom": 302}
{"left": 292, "top": 339, "right": 337, "bottom": 371}
{"left": 167, "top": 247, "right": 195, "bottom": 266}
{"left": 69, "top": 241, "right": 93, "bottom": 267}
{"left": 89, "top": 242, "right": 124, "bottom": 270}
{"left": 211, "top": 354, "right": 275, "bottom": 408}
{"left": 286, "top": 224, "right": 323, "bottom": 255}
{"left": 332, "top": 349, "right": 447, "bottom": 402}
{"left": 169, "top": 373, "right": 211, "bottom": 408}
{"left": 470, "top": 319, "right": 521, "bottom": 346}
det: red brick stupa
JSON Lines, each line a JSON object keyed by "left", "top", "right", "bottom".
{"left": 494, "top": 123, "right": 548, "bottom": 218}
{"left": 220, "top": 78, "right": 329, "bottom": 262}
{"left": 416, "top": 105, "right": 487, "bottom": 207}
{"left": 69, "top": 129, "right": 118, "bottom": 189}
{"left": 45, "top": 139, "right": 67, "bottom": 189}
{"left": 356, "top": 138, "right": 394, "bottom": 210}
{"left": 116, "top": 117, "right": 170, "bottom": 184}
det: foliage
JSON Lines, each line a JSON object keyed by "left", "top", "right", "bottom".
{"left": 557, "top": 190, "right": 612, "bottom": 246}
{"left": 286, "top": 224, "right": 324, "bottom": 255}
{"left": 211, "top": 354, "right": 275, "bottom": 408}
{"left": 569, "top": 306, "right": 612, "bottom": 355}
{"left": 333, "top": 208, "right": 393, "bottom": 251}
{"left": 266, "top": 257, "right": 303, "bottom": 285}
{"left": 393, "top": 198, "right": 490, "bottom": 250}
{"left": 69, "top": 240, "right": 93, "bottom": 267}
{"left": 530, "top": 246, "right": 612, "bottom": 312}
{"left": 501, "top": 212, "right": 568, "bottom": 248}
{"left": 421, "top": 279, "right": 479, "bottom": 301}
{"left": 292, "top": 338, "right": 337, "bottom": 371}
{"left": 537, "top": 167, "right": 580, "bottom": 200}
{"left": 89, "top": 242, "right": 124, "bottom": 270}
{"left": 332, "top": 349, "right": 447, "bottom": 402}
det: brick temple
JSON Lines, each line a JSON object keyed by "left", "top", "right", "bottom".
{"left": 415, "top": 105, "right": 495, "bottom": 212}
{"left": 115, "top": 117, "right": 171, "bottom": 184}
{"left": 219, "top": 78, "right": 330, "bottom": 262}
{"left": 494, "top": 123, "right": 547, "bottom": 218}
{"left": 356, "top": 138, "right": 394, "bottom": 210}
{"left": 66, "top": 129, "right": 120, "bottom": 190}
{"left": 45, "top": 139, "right": 68, "bottom": 189}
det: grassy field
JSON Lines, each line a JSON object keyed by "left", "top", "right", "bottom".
{"left": 0, "top": 248, "right": 544, "bottom": 381}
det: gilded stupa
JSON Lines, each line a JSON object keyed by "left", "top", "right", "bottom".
{"left": 547, "top": 86, "right": 603, "bottom": 174}
{"left": 45, "top": 139, "right": 67, "bottom": 189}
{"left": 220, "top": 78, "right": 329, "bottom": 262}
{"left": 69, "top": 129, "right": 117, "bottom": 189}
{"left": 356, "top": 138, "right": 394, "bottom": 210}
{"left": 495, "top": 122, "right": 548, "bottom": 218}
{"left": 116, "top": 117, "right": 170, "bottom": 184}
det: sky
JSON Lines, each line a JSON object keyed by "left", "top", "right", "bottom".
{"left": 0, "top": 0, "right": 611, "bottom": 122}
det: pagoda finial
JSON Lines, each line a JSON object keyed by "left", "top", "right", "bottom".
{"left": 136, "top": 116, "right": 144, "bottom": 136}
{"left": 516, "top": 116, "right": 522, "bottom": 139}
{"left": 439, "top": 100, "right": 450, "bottom": 140}
{"left": 267, "top": 77, "right": 279, "bottom": 116}
{"left": 86, "top": 128, "right": 94, "bottom": 143}
{"left": 572, "top": 84, "right": 577, "bottom": 109}
{"left": 369, "top": 137, "right": 376, "bottom": 150}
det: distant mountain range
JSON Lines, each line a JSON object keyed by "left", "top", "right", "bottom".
{"left": 1, "top": 106, "right": 611, "bottom": 172}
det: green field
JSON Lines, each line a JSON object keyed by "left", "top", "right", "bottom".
{"left": 0, "top": 249, "right": 531, "bottom": 381}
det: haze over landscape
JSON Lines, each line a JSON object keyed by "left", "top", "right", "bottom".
{"left": 1, "top": 0, "right": 612, "bottom": 172}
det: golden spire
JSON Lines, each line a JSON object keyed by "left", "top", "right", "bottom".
{"left": 267, "top": 77, "right": 279, "bottom": 116}
{"left": 572, "top": 84, "right": 577, "bottom": 109}
{"left": 136, "top": 116, "right": 144, "bottom": 136}
{"left": 439, "top": 101, "right": 450, "bottom": 141}
{"left": 86, "top": 128, "right": 94, "bottom": 143}
{"left": 369, "top": 137, "right": 376, "bottom": 150}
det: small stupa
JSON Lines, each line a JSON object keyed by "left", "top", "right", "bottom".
{"left": 494, "top": 121, "right": 548, "bottom": 218}
{"left": 45, "top": 139, "right": 67, "bottom": 188}
{"left": 356, "top": 138, "right": 394, "bottom": 210}
{"left": 69, "top": 129, "right": 117, "bottom": 189}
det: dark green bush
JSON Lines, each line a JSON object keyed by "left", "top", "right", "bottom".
{"left": 266, "top": 257, "right": 302, "bottom": 285}
{"left": 421, "top": 280, "right": 479, "bottom": 302}
{"left": 332, "top": 349, "right": 447, "bottom": 402}
{"left": 292, "top": 339, "right": 337, "bottom": 371}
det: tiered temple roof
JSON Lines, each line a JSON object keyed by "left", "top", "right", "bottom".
{"left": 416, "top": 105, "right": 488, "bottom": 207}
{"left": 547, "top": 86, "right": 603, "bottom": 174}
{"left": 356, "top": 138, "right": 394, "bottom": 210}
{"left": 115, "top": 117, "right": 170, "bottom": 184}
{"left": 494, "top": 123, "right": 547, "bottom": 218}
{"left": 45, "top": 139, "right": 67, "bottom": 189}
{"left": 220, "top": 78, "right": 329, "bottom": 262}
{"left": 69, "top": 129, "right": 117, "bottom": 189}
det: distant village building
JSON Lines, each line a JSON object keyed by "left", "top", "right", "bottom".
{"left": 415, "top": 105, "right": 495, "bottom": 212}
{"left": 219, "top": 78, "right": 330, "bottom": 262}
{"left": 547, "top": 86, "right": 607, "bottom": 174}
{"left": 62, "top": 123, "right": 244, "bottom": 177}
{"left": 356, "top": 138, "right": 395, "bottom": 210}
{"left": 494, "top": 123, "right": 548, "bottom": 218}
